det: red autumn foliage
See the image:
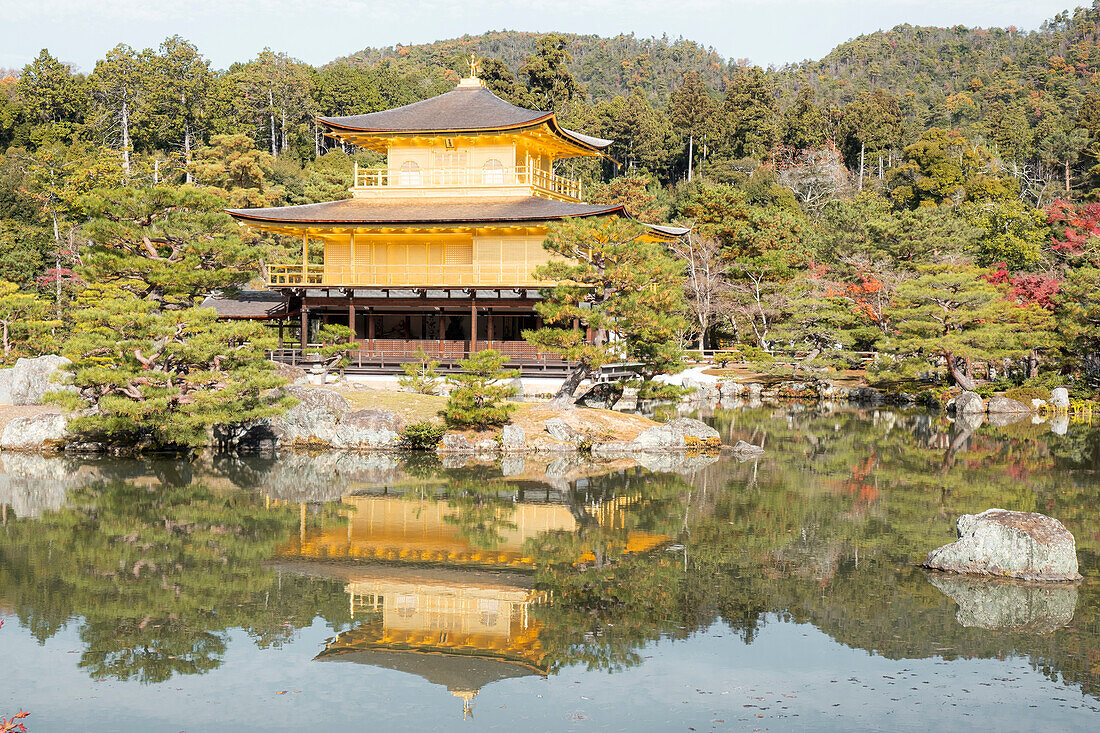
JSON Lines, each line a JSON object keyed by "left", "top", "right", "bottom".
{"left": 1046, "top": 198, "right": 1100, "bottom": 256}
{"left": 983, "top": 263, "right": 1060, "bottom": 310}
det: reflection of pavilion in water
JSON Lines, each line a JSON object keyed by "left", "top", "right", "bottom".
{"left": 273, "top": 484, "right": 669, "bottom": 716}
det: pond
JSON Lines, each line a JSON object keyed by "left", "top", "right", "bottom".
{"left": 1, "top": 405, "right": 1098, "bottom": 732}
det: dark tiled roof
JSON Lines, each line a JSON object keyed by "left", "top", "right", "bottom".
{"left": 201, "top": 290, "right": 287, "bottom": 318}
{"left": 227, "top": 197, "right": 625, "bottom": 225}
{"left": 318, "top": 84, "right": 612, "bottom": 151}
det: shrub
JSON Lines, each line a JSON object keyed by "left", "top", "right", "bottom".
{"left": 400, "top": 421, "right": 446, "bottom": 450}
{"left": 1003, "top": 386, "right": 1051, "bottom": 403}
{"left": 442, "top": 350, "right": 519, "bottom": 428}
{"left": 398, "top": 346, "right": 442, "bottom": 395}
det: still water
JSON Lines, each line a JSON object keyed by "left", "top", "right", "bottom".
{"left": 1, "top": 406, "right": 1098, "bottom": 732}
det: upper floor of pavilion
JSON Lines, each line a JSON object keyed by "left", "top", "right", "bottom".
{"left": 318, "top": 72, "right": 613, "bottom": 203}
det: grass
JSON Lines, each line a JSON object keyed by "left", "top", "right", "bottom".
{"left": 337, "top": 388, "right": 448, "bottom": 424}
{"left": 701, "top": 364, "right": 868, "bottom": 388}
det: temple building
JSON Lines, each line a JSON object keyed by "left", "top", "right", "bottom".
{"left": 227, "top": 59, "right": 685, "bottom": 374}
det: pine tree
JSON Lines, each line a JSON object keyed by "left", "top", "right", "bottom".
{"left": 51, "top": 285, "right": 293, "bottom": 449}
{"left": 398, "top": 346, "right": 442, "bottom": 395}
{"left": 442, "top": 349, "right": 518, "bottom": 428}
{"left": 523, "top": 217, "right": 688, "bottom": 403}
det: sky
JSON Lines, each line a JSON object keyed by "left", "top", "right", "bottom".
{"left": 0, "top": 0, "right": 1088, "bottom": 73}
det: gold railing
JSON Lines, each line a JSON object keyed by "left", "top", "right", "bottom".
{"left": 353, "top": 163, "right": 581, "bottom": 200}
{"left": 265, "top": 263, "right": 545, "bottom": 287}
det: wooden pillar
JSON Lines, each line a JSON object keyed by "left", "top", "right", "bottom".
{"left": 487, "top": 311, "right": 494, "bottom": 343}
{"left": 348, "top": 302, "right": 356, "bottom": 339}
{"left": 367, "top": 307, "right": 375, "bottom": 350}
{"left": 469, "top": 301, "right": 477, "bottom": 355}
{"left": 300, "top": 307, "right": 308, "bottom": 349}
{"left": 278, "top": 319, "right": 285, "bottom": 348}
{"left": 438, "top": 309, "right": 445, "bottom": 354}
{"left": 572, "top": 317, "right": 579, "bottom": 333}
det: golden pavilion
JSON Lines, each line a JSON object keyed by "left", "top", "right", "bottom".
{"left": 226, "top": 59, "right": 685, "bottom": 374}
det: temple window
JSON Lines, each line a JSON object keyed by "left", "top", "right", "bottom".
{"left": 482, "top": 158, "right": 504, "bottom": 185}
{"left": 398, "top": 160, "right": 421, "bottom": 186}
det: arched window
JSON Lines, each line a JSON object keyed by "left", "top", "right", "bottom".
{"left": 398, "top": 160, "right": 421, "bottom": 186}
{"left": 482, "top": 158, "right": 504, "bottom": 185}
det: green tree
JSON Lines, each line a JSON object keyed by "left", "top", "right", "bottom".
{"left": 524, "top": 217, "right": 688, "bottom": 401}
{"left": 89, "top": 44, "right": 155, "bottom": 178}
{"left": 0, "top": 279, "right": 55, "bottom": 361}
{"left": 720, "top": 66, "right": 778, "bottom": 161}
{"left": 15, "top": 49, "right": 86, "bottom": 143}
{"left": 781, "top": 86, "right": 827, "bottom": 150}
{"left": 1056, "top": 266, "right": 1100, "bottom": 387}
{"left": 520, "top": 34, "right": 580, "bottom": 113}
{"left": 882, "top": 264, "right": 1055, "bottom": 389}
{"left": 668, "top": 71, "right": 719, "bottom": 180}
{"left": 442, "top": 349, "right": 518, "bottom": 428}
{"left": 53, "top": 285, "right": 293, "bottom": 449}
{"left": 148, "top": 36, "right": 213, "bottom": 182}
{"left": 398, "top": 346, "right": 442, "bottom": 395}
{"left": 889, "top": 127, "right": 1016, "bottom": 208}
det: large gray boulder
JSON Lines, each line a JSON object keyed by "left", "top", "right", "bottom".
{"left": 268, "top": 386, "right": 351, "bottom": 445}
{"left": 1, "top": 412, "right": 69, "bottom": 451}
{"left": 1050, "top": 387, "right": 1070, "bottom": 410}
{"left": 544, "top": 417, "right": 585, "bottom": 445}
{"left": 632, "top": 417, "right": 720, "bottom": 451}
{"left": 10, "top": 355, "right": 72, "bottom": 406}
{"left": 924, "top": 509, "right": 1081, "bottom": 582}
{"left": 334, "top": 409, "right": 404, "bottom": 449}
{"left": 500, "top": 425, "right": 527, "bottom": 452}
{"left": 987, "top": 395, "right": 1032, "bottom": 414}
{"left": 953, "top": 391, "right": 985, "bottom": 415}
{"left": 926, "top": 573, "right": 1078, "bottom": 634}
{"left": 0, "top": 368, "right": 12, "bottom": 405}
{"left": 438, "top": 433, "right": 474, "bottom": 454}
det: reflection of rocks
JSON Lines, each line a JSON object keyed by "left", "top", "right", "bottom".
{"left": 0, "top": 454, "right": 79, "bottom": 518}
{"left": 252, "top": 452, "right": 402, "bottom": 503}
{"left": 729, "top": 440, "right": 765, "bottom": 461}
{"left": 924, "top": 509, "right": 1081, "bottom": 581}
{"left": 633, "top": 452, "right": 720, "bottom": 474}
{"left": 926, "top": 573, "right": 1078, "bottom": 634}
{"left": 987, "top": 411, "right": 1028, "bottom": 428}
{"left": 1050, "top": 415, "right": 1069, "bottom": 436}
{"left": 954, "top": 412, "right": 985, "bottom": 432}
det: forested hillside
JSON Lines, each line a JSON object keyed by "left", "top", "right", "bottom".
{"left": 0, "top": 4, "right": 1099, "bottom": 425}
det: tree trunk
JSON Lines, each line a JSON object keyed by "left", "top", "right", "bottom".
{"left": 1028, "top": 350, "right": 1039, "bottom": 379}
{"left": 184, "top": 118, "right": 193, "bottom": 184}
{"left": 858, "top": 141, "right": 865, "bottom": 191}
{"left": 946, "top": 352, "right": 976, "bottom": 391}
{"left": 3, "top": 321, "right": 8, "bottom": 357}
{"left": 547, "top": 364, "right": 593, "bottom": 409}
{"left": 687, "top": 133, "right": 693, "bottom": 183}
{"left": 121, "top": 99, "right": 131, "bottom": 180}
{"left": 1065, "top": 160, "right": 1071, "bottom": 193}
{"left": 269, "top": 91, "right": 277, "bottom": 157}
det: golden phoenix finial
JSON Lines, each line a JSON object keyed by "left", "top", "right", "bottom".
{"left": 468, "top": 52, "right": 480, "bottom": 79}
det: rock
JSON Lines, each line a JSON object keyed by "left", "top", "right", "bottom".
{"left": 1050, "top": 387, "right": 1070, "bottom": 410}
{"left": 438, "top": 433, "right": 474, "bottom": 454}
{"left": 474, "top": 439, "right": 498, "bottom": 452}
{"left": 1, "top": 412, "right": 69, "bottom": 451}
{"left": 268, "top": 386, "right": 351, "bottom": 446}
{"left": 576, "top": 382, "right": 624, "bottom": 409}
{"left": 729, "top": 440, "right": 765, "bottom": 460}
{"left": 924, "top": 509, "right": 1081, "bottom": 582}
{"left": 1031, "top": 398, "right": 1047, "bottom": 409}
{"left": 271, "top": 361, "right": 308, "bottom": 384}
{"left": 953, "top": 391, "right": 985, "bottom": 415}
{"left": 500, "top": 425, "right": 527, "bottom": 452}
{"left": 848, "top": 386, "right": 884, "bottom": 405}
{"left": 544, "top": 417, "right": 584, "bottom": 445}
{"left": 632, "top": 417, "right": 719, "bottom": 452}
{"left": 745, "top": 383, "right": 763, "bottom": 399}
{"left": 342, "top": 409, "right": 405, "bottom": 434}
{"left": 987, "top": 395, "right": 1032, "bottom": 414}
{"left": 0, "top": 368, "right": 12, "bottom": 405}
{"left": 10, "top": 355, "right": 73, "bottom": 406}
{"left": 926, "top": 573, "right": 1078, "bottom": 634}
{"left": 589, "top": 441, "right": 637, "bottom": 457}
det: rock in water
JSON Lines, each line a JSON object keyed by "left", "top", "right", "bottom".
{"left": 924, "top": 509, "right": 1081, "bottom": 582}
{"left": 1, "top": 412, "right": 69, "bottom": 451}
{"left": 1050, "top": 387, "right": 1070, "bottom": 410}
{"left": 953, "top": 391, "right": 985, "bottom": 415}
{"left": 633, "top": 417, "right": 720, "bottom": 451}
{"left": 926, "top": 573, "right": 1078, "bottom": 634}
{"left": 500, "top": 425, "right": 527, "bottom": 452}
{"left": 986, "top": 395, "right": 1032, "bottom": 414}
{"left": 268, "top": 386, "right": 350, "bottom": 445}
